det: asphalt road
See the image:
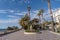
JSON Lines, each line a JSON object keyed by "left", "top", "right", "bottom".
{"left": 0, "top": 30, "right": 60, "bottom": 40}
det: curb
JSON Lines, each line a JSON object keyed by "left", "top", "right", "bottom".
{"left": 49, "top": 31, "right": 60, "bottom": 35}
{"left": 24, "top": 32, "right": 37, "bottom": 34}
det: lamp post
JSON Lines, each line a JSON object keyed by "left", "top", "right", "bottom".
{"left": 27, "top": 5, "right": 31, "bottom": 30}
{"left": 27, "top": 5, "right": 31, "bottom": 19}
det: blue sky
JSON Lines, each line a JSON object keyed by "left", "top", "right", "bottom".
{"left": 0, "top": 0, "right": 60, "bottom": 29}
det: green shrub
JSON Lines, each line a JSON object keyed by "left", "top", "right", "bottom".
{"left": 43, "top": 26, "right": 49, "bottom": 30}
{"left": 36, "top": 30, "right": 40, "bottom": 32}
{"left": 57, "top": 27, "right": 60, "bottom": 33}
{"left": 25, "top": 30, "right": 30, "bottom": 32}
{"left": 25, "top": 30, "right": 40, "bottom": 32}
{"left": 7, "top": 27, "right": 14, "bottom": 30}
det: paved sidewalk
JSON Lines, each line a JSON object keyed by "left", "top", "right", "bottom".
{"left": 0, "top": 30, "right": 60, "bottom": 40}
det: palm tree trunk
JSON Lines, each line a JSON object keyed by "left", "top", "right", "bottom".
{"left": 39, "top": 16, "right": 41, "bottom": 25}
{"left": 48, "top": 0, "right": 55, "bottom": 32}
{"left": 28, "top": 11, "right": 30, "bottom": 19}
{"left": 42, "top": 14, "right": 44, "bottom": 29}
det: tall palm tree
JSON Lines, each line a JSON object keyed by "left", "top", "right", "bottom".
{"left": 42, "top": 0, "right": 55, "bottom": 31}
{"left": 47, "top": 0, "right": 55, "bottom": 31}
{"left": 38, "top": 9, "right": 44, "bottom": 28}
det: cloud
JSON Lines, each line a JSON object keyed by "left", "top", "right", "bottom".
{"left": 0, "top": 19, "right": 19, "bottom": 24}
{"left": 15, "top": 11, "right": 27, "bottom": 16}
{"left": 14, "top": 10, "right": 39, "bottom": 19}
{"left": 0, "top": 10, "right": 7, "bottom": 13}
{"left": 0, "top": 10, "right": 17, "bottom": 14}
{"left": 8, "top": 10, "right": 14, "bottom": 13}
{"left": 43, "top": 8, "right": 60, "bottom": 21}
{"left": 15, "top": 13, "right": 25, "bottom": 15}
{"left": 7, "top": 15, "right": 17, "bottom": 18}
{"left": 31, "top": 10, "right": 39, "bottom": 14}
{"left": 0, "top": 9, "right": 54, "bottom": 24}
{"left": 30, "top": 10, "right": 39, "bottom": 19}
{"left": 30, "top": 10, "right": 51, "bottom": 20}
{"left": 0, "top": 10, "right": 15, "bottom": 14}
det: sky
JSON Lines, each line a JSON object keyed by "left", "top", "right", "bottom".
{"left": 0, "top": 0, "right": 60, "bottom": 29}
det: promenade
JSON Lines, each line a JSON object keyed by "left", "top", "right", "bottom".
{"left": 0, "top": 30, "right": 60, "bottom": 40}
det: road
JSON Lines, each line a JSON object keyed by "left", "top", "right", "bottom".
{"left": 0, "top": 30, "right": 60, "bottom": 40}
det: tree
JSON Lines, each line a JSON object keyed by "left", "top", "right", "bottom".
{"left": 31, "top": 18, "right": 39, "bottom": 30}
{"left": 19, "top": 14, "right": 30, "bottom": 30}
{"left": 19, "top": 5, "right": 31, "bottom": 30}
{"left": 7, "top": 27, "right": 13, "bottom": 30}
{"left": 47, "top": 0, "right": 55, "bottom": 31}
{"left": 42, "top": 0, "right": 55, "bottom": 31}
{"left": 7, "top": 26, "right": 19, "bottom": 30}
{"left": 12, "top": 26, "right": 19, "bottom": 30}
{"left": 38, "top": 9, "right": 44, "bottom": 28}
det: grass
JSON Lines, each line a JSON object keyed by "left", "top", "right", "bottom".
{"left": 25, "top": 30, "right": 30, "bottom": 32}
{"left": 25, "top": 30, "right": 40, "bottom": 32}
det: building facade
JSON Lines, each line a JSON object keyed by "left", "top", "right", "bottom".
{"left": 53, "top": 8, "right": 60, "bottom": 23}
{"left": 53, "top": 8, "right": 60, "bottom": 28}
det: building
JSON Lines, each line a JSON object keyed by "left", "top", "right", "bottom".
{"left": 53, "top": 8, "right": 60, "bottom": 23}
{"left": 53, "top": 8, "right": 60, "bottom": 28}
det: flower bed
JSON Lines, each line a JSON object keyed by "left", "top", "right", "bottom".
{"left": 24, "top": 30, "right": 41, "bottom": 34}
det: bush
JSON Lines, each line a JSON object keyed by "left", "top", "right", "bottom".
{"left": 24, "top": 26, "right": 28, "bottom": 30}
{"left": 25, "top": 30, "right": 30, "bottom": 32}
{"left": 7, "top": 27, "right": 13, "bottom": 30}
{"left": 43, "top": 26, "right": 49, "bottom": 30}
{"left": 35, "top": 30, "right": 40, "bottom": 32}
{"left": 25, "top": 30, "right": 40, "bottom": 32}
{"left": 7, "top": 26, "right": 19, "bottom": 30}
{"left": 57, "top": 27, "right": 60, "bottom": 33}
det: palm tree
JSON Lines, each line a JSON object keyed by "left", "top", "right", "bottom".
{"left": 47, "top": 0, "right": 55, "bottom": 31}
{"left": 38, "top": 9, "right": 44, "bottom": 28}
{"left": 19, "top": 14, "right": 30, "bottom": 30}
{"left": 38, "top": 10, "right": 41, "bottom": 25}
{"left": 27, "top": 5, "right": 31, "bottom": 19}
{"left": 42, "top": 0, "right": 55, "bottom": 31}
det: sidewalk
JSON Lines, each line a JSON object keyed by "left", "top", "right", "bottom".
{"left": 0, "top": 30, "right": 60, "bottom": 40}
